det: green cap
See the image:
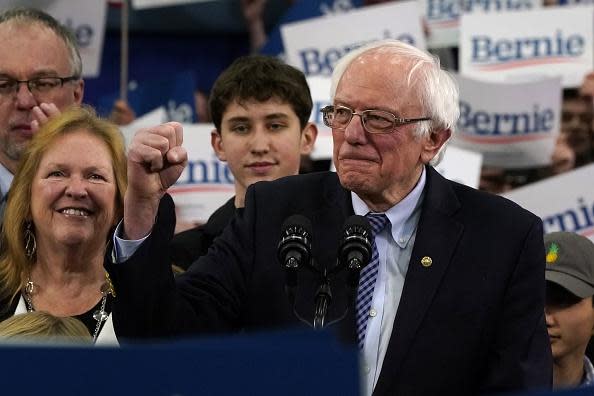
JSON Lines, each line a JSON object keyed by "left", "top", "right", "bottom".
{"left": 544, "top": 231, "right": 594, "bottom": 298}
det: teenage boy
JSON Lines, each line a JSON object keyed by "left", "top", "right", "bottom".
{"left": 170, "top": 55, "right": 317, "bottom": 269}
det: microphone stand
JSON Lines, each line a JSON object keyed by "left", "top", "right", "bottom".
{"left": 313, "top": 269, "right": 332, "bottom": 329}
{"left": 281, "top": 235, "right": 368, "bottom": 330}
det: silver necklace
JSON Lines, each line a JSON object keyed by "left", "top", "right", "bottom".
{"left": 23, "top": 272, "right": 116, "bottom": 343}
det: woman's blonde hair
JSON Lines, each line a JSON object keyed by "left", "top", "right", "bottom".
{"left": 0, "top": 311, "right": 91, "bottom": 342}
{"left": 0, "top": 105, "right": 127, "bottom": 308}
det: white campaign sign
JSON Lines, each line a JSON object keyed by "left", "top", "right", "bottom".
{"left": 435, "top": 145, "right": 483, "bottom": 188}
{"left": 424, "top": 0, "right": 459, "bottom": 49}
{"left": 424, "top": 0, "right": 541, "bottom": 48}
{"left": 503, "top": 163, "right": 594, "bottom": 241}
{"left": 0, "top": 0, "right": 107, "bottom": 78}
{"left": 459, "top": 5, "right": 594, "bottom": 87}
{"left": 453, "top": 75, "right": 561, "bottom": 168}
{"left": 307, "top": 76, "right": 333, "bottom": 160}
{"left": 132, "top": 0, "right": 214, "bottom": 9}
{"left": 281, "top": 1, "right": 425, "bottom": 77}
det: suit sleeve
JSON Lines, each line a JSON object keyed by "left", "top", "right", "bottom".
{"left": 481, "top": 216, "right": 552, "bottom": 392}
{"left": 105, "top": 193, "right": 256, "bottom": 340}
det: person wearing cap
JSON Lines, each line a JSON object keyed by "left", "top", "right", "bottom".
{"left": 545, "top": 231, "right": 594, "bottom": 389}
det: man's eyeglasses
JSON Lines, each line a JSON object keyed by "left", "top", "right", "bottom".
{"left": 0, "top": 76, "right": 79, "bottom": 97}
{"left": 320, "top": 105, "right": 431, "bottom": 134}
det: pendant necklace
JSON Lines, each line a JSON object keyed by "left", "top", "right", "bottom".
{"left": 23, "top": 272, "right": 116, "bottom": 342}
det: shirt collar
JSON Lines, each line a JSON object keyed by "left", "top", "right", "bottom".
{"left": 351, "top": 166, "right": 426, "bottom": 248}
{"left": 0, "top": 161, "right": 13, "bottom": 197}
{"left": 582, "top": 356, "right": 594, "bottom": 387}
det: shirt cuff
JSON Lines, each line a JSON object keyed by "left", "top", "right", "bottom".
{"left": 111, "top": 219, "right": 151, "bottom": 263}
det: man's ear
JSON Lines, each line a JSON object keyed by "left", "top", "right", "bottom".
{"left": 420, "top": 129, "right": 451, "bottom": 164}
{"left": 73, "top": 79, "right": 84, "bottom": 105}
{"left": 299, "top": 122, "right": 318, "bottom": 155}
{"left": 211, "top": 129, "right": 227, "bottom": 162}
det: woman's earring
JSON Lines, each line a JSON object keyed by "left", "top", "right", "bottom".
{"left": 24, "top": 222, "right": 36, "bottom": 260}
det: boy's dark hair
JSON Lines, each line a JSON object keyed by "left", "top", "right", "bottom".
{"left": 209, "top": 55, "right": 313, "bottom": 132}
{"left": 563, "top": 88, "right": 593, "bottom": 104}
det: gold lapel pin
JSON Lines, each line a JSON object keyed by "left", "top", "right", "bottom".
{"left": 420, "top": 256, "right": 432, "bottom": 267}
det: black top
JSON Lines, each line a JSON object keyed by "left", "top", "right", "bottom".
{"left": 169, "top": 197, "right": 237, "bottom": 270}
{"left": 0, "top": 293, "right": 112, "bottom": 338}
{"left": 74, "top": 295, "right": 113, "bottom": 337}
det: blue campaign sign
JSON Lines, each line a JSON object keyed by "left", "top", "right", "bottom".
{"left": 0, "top": 329, "right": 359, "bottom": 396}
{"left": 97, "top": 70, "right": 196, "bottom": 123}
{"left": 260, "top": 0, "right": 364, "bottom": 56}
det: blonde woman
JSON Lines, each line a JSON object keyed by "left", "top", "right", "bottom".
{"left": 0, "top": 106, "right": 126, "bottom": 344}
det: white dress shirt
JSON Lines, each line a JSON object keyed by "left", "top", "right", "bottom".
{"left": 0, "top": 161, "right": 13, "bottom": 199}
{"left": 352, "top": 167, "right": 426, "bottom": 396}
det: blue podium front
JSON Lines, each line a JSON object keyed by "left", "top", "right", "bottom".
{"left": 0, "top": 329, "right": 359, "bottom": 395}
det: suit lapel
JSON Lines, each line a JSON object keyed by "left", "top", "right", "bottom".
{"left": 374, "top": 167, "right": 464, "bottom": 395}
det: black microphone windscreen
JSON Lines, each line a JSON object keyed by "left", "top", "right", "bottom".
{"left": 342, "top": 215, "right": 371, "bottom": 236}
{"left": 339, "top": 215, "right": 372, "bottom": 274}
{"left": 278, "top": 214, "right": 313, "bottom": 286}
{"left": 281, "top": 214, "right": 313, "bottom": 237}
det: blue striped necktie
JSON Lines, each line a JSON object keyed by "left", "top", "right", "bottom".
{"left": 356, "top": 213, "right": 390, "bottom": 349}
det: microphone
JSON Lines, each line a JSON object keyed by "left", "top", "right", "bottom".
{"left": 277, "top": 215, "right": 312, "bottom": 289}
{"left": 338, "top": 215, "right": 372, "bottom": 288}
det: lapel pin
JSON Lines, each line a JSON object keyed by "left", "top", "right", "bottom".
{"left": 420, "top": 256, "right": 432, "bottom": 267}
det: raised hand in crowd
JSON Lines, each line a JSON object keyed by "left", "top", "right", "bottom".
{"left": 125, "top": 122, "right": 187, "bottom": 239}
{"left": 240, "top": 0, "right": 267, "bottom": 53}
{"left": 109, "top": 99, "right": 136, "bottom": 126}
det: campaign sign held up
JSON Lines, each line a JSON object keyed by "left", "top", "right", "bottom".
{"left": 260, "top": 0, "right": 363, "bottom": 57}
{"left": 453, "top": 75, "right": 561, "bottom": 169}
{"left": 459, "top": 6, "right": 594, "bottom": 87}
{"left": 504, "top": 163, "right": 594, "bottom": 242}
{"left": 435, "top": 145, "right": 483, "bottom": 188}
{"left": 131, "top": 0, "right": 212, "bottom": 9}
{"left": 307, "top": 76, "right": 333, "bottom": 160}
{"left": 0, "top": 0, "right": 107, "bottom": 78}
{"left": 424, "top": 0, "right": 541, "bottom": 48}
{"left": 281, "top": 0, "right": 425, "bottom": 77}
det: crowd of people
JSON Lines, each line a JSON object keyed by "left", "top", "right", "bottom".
{"left": 1, "top": 4, "right": 594, "bottom": 396}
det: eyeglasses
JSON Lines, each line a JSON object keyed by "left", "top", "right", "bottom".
{"left": 0, "top": 76, "right": 79, "bottom": 97}
{"left": 320, "top": 105, "right": 431, "bottom": 134}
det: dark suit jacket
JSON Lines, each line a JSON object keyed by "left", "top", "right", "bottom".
{"left": 107, "top": 167, "right": 552, "bottom": 395}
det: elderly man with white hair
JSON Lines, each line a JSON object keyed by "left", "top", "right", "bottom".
{"left": 108, "top": 39, "right": 552, "bottom": 395}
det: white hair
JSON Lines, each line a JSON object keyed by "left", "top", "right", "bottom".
{"left": 330, "top": 39, "right": 459, "bottom": 165}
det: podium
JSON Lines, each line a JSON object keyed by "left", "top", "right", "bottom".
{"left": 0, "top": 329, "right": 359, "bottom": 395}
{"left": 509, "top": 386, "right": 594, "bottom": 396}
